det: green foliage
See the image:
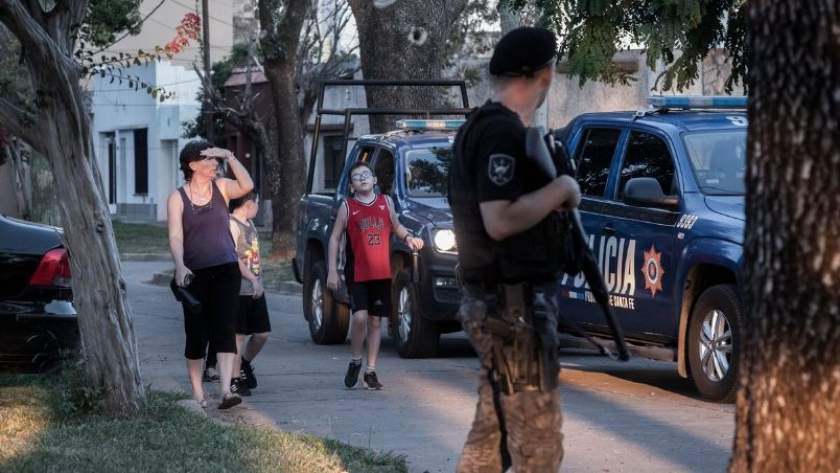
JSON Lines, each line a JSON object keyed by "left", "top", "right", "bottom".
{"left": 54, "top": 363, "right": 107, "bottom": 418}
{"left": 503, "top": 0, "right": 747, "bottom": 91}
{"left": 81, "top": 0, "right": 143, "bottom": 48}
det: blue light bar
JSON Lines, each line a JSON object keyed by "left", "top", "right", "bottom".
{"left": 648, "top": 95, "right": 747, "bottom": 109}
{"left": 395, "top": 119, "right": 466, "bottom": 131}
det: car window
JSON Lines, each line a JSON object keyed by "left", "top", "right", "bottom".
{"left": 575, "top": 128, "right": 622, "bottom": 198}
{"left": 618, "top": 131, "right": 676, "bottom": 200}
{"left": 684, "top": 130, "right": 746, "bottom": 196}
{"left": 373, "top": 148, "right": 396, "bottom": 195}
{"left": 404, "top": 147, "right": 452, "bottom": 198}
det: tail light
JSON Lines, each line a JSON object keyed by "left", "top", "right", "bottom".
{"left": 29, "top": 248, "right": 72, "bottom": 288}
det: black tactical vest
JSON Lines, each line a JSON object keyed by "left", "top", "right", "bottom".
{"left": 449, "top": 101, "right": 562, "bottom": 284}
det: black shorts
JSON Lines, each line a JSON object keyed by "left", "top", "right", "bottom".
{"left": 347, "top": 279, "right": 391, "bottom": 317}
{"left": 237, "top": 295, "right": 272, "bottom": 335}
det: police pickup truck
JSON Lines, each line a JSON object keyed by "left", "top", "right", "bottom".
{"left": 556, "top": 95, "right": 747, "bottom": 402}
{"left": 293, "top": 80, "right": 469, "bottom": 359}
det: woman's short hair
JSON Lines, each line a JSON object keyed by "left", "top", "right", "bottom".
{"left": 179, "top": 139, "right": 213, "bottom": 181}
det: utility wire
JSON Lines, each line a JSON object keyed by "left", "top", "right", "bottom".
{"left": 92, "top": 0, "right": 168, "bottom": 54}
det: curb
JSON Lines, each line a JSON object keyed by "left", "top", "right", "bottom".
{"left": 174, "top": 399, "right": 234, "bottom": 426}
{"left": 274, "top": 281, "right": 302, "bottom": 296}
{"left": 149, "top": 270, "right": 301, "bottom": 296}
{"left": 149, "top": 270, "right": 173, "bottom": 286}
{"left": 121, "top": 253, "right": 171, "bottom": 262}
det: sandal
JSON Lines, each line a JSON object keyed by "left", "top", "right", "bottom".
{"left": 197, "top": 398, "right": 208, "bottom": 409}
{"left": 218, "top": 393, "right": 242, "bottom": 410}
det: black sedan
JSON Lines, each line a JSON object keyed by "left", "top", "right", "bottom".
{"left": 0, "top": 215, "right": 79, "bottom": 369}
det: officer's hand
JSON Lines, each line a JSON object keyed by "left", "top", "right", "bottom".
{"left": 555, "top": 175, "right": 581, "bottom": 211}
{"left": 326, "top": 270, "right": 339, "bottom": 291}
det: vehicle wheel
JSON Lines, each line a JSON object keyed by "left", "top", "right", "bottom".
{"left": 304, "top": 261, "right": 350, "bottom": 344}
{"left": 687, "top": 284, "right": 742, "bottom": 403}
{"left": 392, "top": 269, "right": 440, "bottom": 358}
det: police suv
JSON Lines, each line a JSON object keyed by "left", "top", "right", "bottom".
{"left": 294, "top": 80, "right": 468, "bottom": 359}
{"left": 556, "top": 95, "right": 747, "bottom": 403}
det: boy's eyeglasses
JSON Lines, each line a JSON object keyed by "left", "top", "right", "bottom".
{"left": 350, "top": 172, "right": 373, "bottom": 182}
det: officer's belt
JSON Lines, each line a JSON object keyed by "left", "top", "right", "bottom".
{"left": 463, "top": 281, "right": 549, "bottom": 300}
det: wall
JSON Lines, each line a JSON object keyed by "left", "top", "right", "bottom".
{"left": 91, "top": 61, "right": 201, "bottom": 222}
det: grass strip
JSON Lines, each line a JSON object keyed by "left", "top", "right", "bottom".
{"left": 0, "top": 374, "right": 406, "bottom": 473}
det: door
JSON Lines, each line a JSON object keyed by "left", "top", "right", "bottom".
{"left": 595, "top": 129, "right": 680, "bottom": 341}
{"left": 558, "top": 127, "right": 625, "bottom": 325}
{"left": 106, "top": 134, "right": 117, "bottom": 208}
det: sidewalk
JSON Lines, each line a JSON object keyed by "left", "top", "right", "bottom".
{"left": 125, "top": 260, "right": 734, "bottom": 473}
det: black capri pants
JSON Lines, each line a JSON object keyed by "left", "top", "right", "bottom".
{"left": 183, "top": 262, "right": 240, "bottom": 359}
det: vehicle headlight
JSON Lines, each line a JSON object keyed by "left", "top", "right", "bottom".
{"left": 433, "top": 229, "right": 457, "bottom": 253}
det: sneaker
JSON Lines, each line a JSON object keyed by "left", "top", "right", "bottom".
{"left": 344, "top": 361, "right": 362, "bottom": 388}
{"left": 241, "top": 363, "right": 257, "bottom": 390}
{"left": 363, "top": 371, "right": 383, "bottom": 390}
{"left": 230, "top": 378, "right": 251, "bottom": 396}
{"left": 203, "top": 366, "right": 220, "bottom": 383}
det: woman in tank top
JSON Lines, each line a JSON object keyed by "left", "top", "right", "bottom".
{"left": 167, "top": 139, "right": 254, "bottom": 410}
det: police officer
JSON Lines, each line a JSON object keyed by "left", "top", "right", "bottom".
{"left": 449, "top": 27, "right": 581, "bottom": 473}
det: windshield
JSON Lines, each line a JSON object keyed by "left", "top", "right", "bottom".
{"left": 684, "top": 130, "right": 747, "bottom": 196}
{"left": 404, "top": 147, "right": 452, "bottom": 198}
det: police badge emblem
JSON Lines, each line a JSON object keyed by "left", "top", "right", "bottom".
{"left": 488, "top": 154, "right": 515, "bottom": 186}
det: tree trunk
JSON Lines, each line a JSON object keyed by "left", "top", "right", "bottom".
{"left": 499, "top": 1, "right": 520, "bottom": 34}
{"left": 0, "top": 0, "right": 145, "bottom": 414}
{"left": 258, "top": 0, "right": 309, "bottom": 262}
{"left": 349, "top": 0, "right": 468, "bottom": 133}
{"left": 731, "top": 1, "right": 840, "bottom": 471}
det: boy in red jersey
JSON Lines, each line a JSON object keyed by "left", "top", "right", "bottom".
{"left": 327, "top": 162, "right": 424, "bottom": 389}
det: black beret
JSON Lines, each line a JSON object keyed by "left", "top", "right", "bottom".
{"left": 489, "top": 26, "right": 557, "bottom": 77}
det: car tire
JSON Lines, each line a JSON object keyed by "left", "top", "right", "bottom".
{"left": 392, "top": 268, "right": 440, "bottom": 358}
{"left": 304, "top": 261, "right": 350, "bottom": 345}
{"left": 687, "top": 284, "right": 742, "bottom": 403}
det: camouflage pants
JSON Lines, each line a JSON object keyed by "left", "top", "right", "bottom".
{"left": 456, "top": 295, "right": 564, "bottom": 473}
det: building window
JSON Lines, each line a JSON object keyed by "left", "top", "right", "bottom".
{"left": 134, "top": 128, "right": 148, "bottom": 195}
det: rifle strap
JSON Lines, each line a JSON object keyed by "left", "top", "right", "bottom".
{"left": 488, "top": 368, "right": 513, "bottom": 472}
{"left": 557, "top": 311, "right": 623, "bottom": 360}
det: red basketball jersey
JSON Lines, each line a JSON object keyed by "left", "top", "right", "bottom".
{"left": 345, "top": 194, "right": 392, "bottom": 281}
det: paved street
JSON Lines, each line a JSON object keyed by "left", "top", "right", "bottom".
{"left": 123, "top": 261, "right": 735, "bottom": 473}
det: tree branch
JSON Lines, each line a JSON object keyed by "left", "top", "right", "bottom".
{"left": 0, "top": 96, "right": 43, "bottom": 155}
{"left": 0, "top": 0, "right": 76, "bottom": 73}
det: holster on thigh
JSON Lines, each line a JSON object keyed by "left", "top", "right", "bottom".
{"left": 484, "top": 283, "right": 561, "bottom": 395}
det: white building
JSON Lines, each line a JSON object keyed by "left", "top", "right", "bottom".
{"left": 90, "top": 61, "right": 201, "bottom": 222}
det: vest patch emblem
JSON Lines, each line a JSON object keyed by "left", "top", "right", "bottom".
{"left": 488, "top": 154, "right": 515, "bottom": 186}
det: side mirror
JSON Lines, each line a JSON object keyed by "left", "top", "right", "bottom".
{"left": 624, "top": 177, "right": 679, "bottom": 210}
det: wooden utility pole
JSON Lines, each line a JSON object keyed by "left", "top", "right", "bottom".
{"left": 201, "top": 0, "right": 214, "bottom": 141}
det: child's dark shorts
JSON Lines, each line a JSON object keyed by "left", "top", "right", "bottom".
{"left": 347, "top": 279, "right": 391, "bottom": 317}
{"left": 236, "top": 295, "right": 272, "bottom": 335}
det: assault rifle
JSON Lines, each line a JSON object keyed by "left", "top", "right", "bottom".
{"left": 525, "top": 127, "right": 631, "bottom": 362}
